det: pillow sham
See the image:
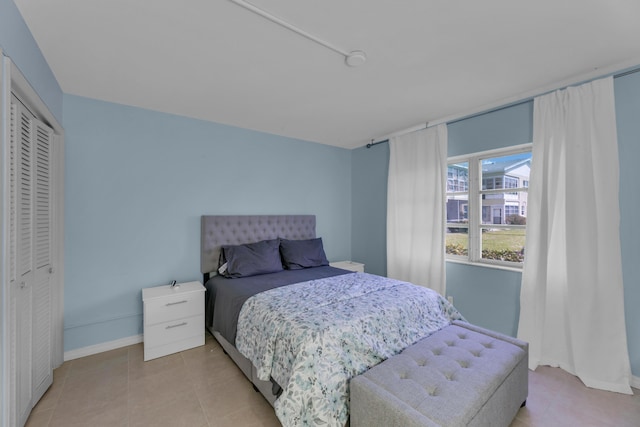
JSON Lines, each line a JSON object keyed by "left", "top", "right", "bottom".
{"left": 279, "top": 237, "right": 329, "bottom": 270}
{"left": 219, "top": 238, "right": 283, "bottom": 278}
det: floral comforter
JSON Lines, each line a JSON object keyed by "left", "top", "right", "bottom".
{"left": 235, "top": 272, "right": 465, "bottom": 427}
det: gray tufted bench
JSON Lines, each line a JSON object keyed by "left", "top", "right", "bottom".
{"left": 350, "top": 321, "right": 528, "bottom": 427}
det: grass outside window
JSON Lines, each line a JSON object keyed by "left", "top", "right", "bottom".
{"left": 446, "top": 228, "right": 526, "bottom": 263}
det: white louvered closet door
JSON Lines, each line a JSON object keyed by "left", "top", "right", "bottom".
{"left": 12, "top": 100, "right": 34, "bottom": 427}
{"left": 9, "top": 97, "right": 54, "bottom": 427}
{"left": 31, "top": 117, "right": 54, "bottom": 404}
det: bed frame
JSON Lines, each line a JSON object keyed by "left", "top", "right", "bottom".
{"left": 200, "top": 214, "right": 318, "bottom": 405}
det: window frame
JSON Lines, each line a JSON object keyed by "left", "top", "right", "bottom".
{"left": 446, "top": 143, "right": 532, "bottom": 269}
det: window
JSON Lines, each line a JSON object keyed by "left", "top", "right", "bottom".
{"left": 448, "top": 164, "right": 468, "bottom": 192}
{"left": 504, "top": 176, "right": 518, "bottom": 189}
{"left": 505, "top": 205, "right": 519, "bottom": 216}
{"left": 446, "top": 145, "right": 532, "bottom": 267}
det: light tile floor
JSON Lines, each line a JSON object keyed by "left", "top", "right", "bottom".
{"left": 26, "top": 333, "right": 640, "bottom": 427}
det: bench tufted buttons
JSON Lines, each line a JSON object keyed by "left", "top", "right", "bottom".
{"left": 457, "top": 360, "right": 469, "bottom": 368}
{"left": 417, "top": 359, "right": 427, "bottom": 367}
{"left": 433, "top": 348, "right": 442, "bottom": 356}
{"left": 445, "top": 341, "right": 456, "bottom": 347}
{"left": 399, "top": 372, "right": 409, "bottom": 379}
{"left": 482, "top": 342, "right": 494, "bottom": 349}
{"left": 457, "top": 333, "right": 467, "bottom": 339}
{"left": 428, "top": 388, "right": 438, "bottom": 396}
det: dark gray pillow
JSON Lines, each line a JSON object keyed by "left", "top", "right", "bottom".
{"left": 219, "top": 238, "right": 283, "bottom": 278}
{"left": 280, "top": 238, "right": 329, "bottom": 270}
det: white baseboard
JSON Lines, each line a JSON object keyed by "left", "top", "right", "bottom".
{"left": 64, "top": 334, "right": 143, "bottom": 361}
{"left": 632, "top": 375, "right": 640, "bottom": 390}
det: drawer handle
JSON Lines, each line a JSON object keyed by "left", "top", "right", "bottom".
{"left": 166, "top": 300, "right": 188, "bottom": 306}
{"left": 166, "top": 322, "right": 187, "bottom": 329}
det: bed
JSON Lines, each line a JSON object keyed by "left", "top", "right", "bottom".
{"left": 200, "top": 215, "right": 465, "bottom": 427}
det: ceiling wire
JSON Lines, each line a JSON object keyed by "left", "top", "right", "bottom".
{"left": 229, "top": 0, "right": 366, "bottom": 66}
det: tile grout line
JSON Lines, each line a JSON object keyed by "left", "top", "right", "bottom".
{"left": 182, "top": 351, "right": 215, "bottom": 427}
{"left": 48, "top": 359, "right": 71, "bottom": 426}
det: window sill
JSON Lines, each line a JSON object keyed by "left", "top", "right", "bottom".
{"left": 446, "top": 258, "right": 523, "bottom": 273}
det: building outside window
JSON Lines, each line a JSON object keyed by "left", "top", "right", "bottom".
{"left": 446, "top": 146, "right": 531, "bottom": 266}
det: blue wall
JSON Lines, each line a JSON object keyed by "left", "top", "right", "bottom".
{"left": 63, "top": 95, "right": 352, "bottom": 351}
{"left": 351, "top": 142, "right": 389, "bottom": 277}
{"left": 351, "top": 77, "right": 640, "bottom": 377}
{"left": 614, "top": 71, "right": 640, "bottom": 378}
{"left": 0, "top": 0, "right": 63, "bottom": 123}
{"left": 447, "top": 101, "right": 533, "bottom": 157}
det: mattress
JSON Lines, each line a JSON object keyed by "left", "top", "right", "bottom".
{"left": 204, "top": 265, "right": 351, "bottom": 345}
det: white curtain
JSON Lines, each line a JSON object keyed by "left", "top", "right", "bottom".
{"left": 518, "top": 77, "right": 632, "bottom": 394}
{"left": 387, "top": 124, "right": 447, "bottom": 296}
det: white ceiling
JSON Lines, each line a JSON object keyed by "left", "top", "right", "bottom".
{"left": 14, "top": 0, "right": 640, "bottom": 149}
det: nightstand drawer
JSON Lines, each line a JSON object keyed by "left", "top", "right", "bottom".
{"left": 144, "top": 314, "right": 204, "bottom": 348}
{"left": 144, "top": 291, "right": 203, "bottom": 326}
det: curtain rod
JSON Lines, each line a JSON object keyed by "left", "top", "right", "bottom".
{"left": 366, "top": 65, "right": 640, "bottom": 149}
{"left": 366, "top": 139, "right": 387, "bottom": 148}
{"left": 366, "top": 122, "right": 428, "bottom": 148}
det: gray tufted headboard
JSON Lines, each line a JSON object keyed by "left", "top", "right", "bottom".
{"left": 200, "top": 215, "right": 317, "bottom": 281}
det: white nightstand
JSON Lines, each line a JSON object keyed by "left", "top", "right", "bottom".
{"left": 330, "top": 260, "right": 365, "bottom": 273}
{"left": 142, "top": 281, "right": 205, "bottom": 361}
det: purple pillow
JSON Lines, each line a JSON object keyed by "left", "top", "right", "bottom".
{"left": 279, "top": 238, "right": 329, "bottom": 270}
{"left": 219, "top": 239, "right": 283, "bottom": 278}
